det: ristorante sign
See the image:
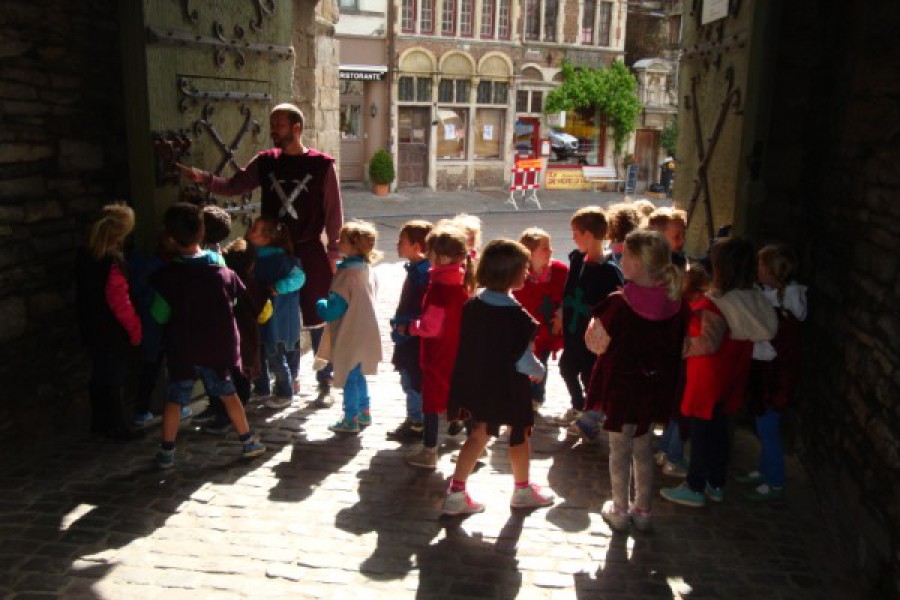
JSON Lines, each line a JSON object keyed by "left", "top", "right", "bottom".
{"left": 340, "top": 70, "right": 385, "bottom": 81}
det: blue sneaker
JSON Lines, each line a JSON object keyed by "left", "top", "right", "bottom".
{"left": 660, "top": 483, "right": 705, "bottom": 507}
{"left": 180, "top": 406, "right": 193, "bottom": 421}
{"left": 241, "top": 436, "right": 266, "bottom": 458}
{"left": 704, "top": 484, "right": 724, "bottom": 503}
{"left": 156, "top": 447, "right": 175, "bottom": 469}
{"left": 133, "top": 411, "right": 154, "bottom": 428}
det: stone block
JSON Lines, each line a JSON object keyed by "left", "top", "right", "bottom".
{"left": 0, "top": 295, "right": 25, "bottom": 343}
{"left": 24, "top": 198, "right": 63, "bottom": 224}
{"left": 0, "top": 142, "right": 54, "bottom": 164}
{"left": 58, "top": 139, "right": 104, "bottom": 171}
{"left": 0, "top": 81, "right": 37, "bottom": 101}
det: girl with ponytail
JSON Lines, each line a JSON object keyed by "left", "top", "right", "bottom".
{"left": 583, "top": 229, "right": 689, "bottom": 532}
{"left": 75, "top": 203, "right": 143, "bottom": 439}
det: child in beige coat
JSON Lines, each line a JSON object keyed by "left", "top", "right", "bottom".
{"left": 315, "top": 221, "right": 383, "bottom": 433}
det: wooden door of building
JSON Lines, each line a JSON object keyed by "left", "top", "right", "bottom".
{"left": 339, "top": 80, "right": 364, "bottom": 181}
{"left": 398, "top": 107, "right": 430, "bottom": 187}
{"left": 120, "top": 1, "right": 294, "bottom": 249}
{"left": 634, "top": 129, "right": 660, "bottom": 187}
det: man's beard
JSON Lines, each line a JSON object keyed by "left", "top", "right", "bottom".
{"left": 272, "top": 135, "right": 291, "bottom": 149}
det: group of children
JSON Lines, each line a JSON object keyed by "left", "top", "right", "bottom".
{"left": 76, "top": 196, "right": 805, "bottom": 525}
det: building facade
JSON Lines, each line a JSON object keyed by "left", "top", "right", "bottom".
{"left": 336, "top": 0, "right": 391, "bottom": 183}
{"left": 390, "top": 0, "right": 628, "bottom": 190}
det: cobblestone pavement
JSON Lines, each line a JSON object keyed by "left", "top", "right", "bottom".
{"left": 2, "top": 192, "right": 862, "bottom": 599}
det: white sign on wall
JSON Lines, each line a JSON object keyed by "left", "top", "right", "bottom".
{"left": 483, "top": 125, "right": 494, "bottom": 140}
{"left": 547, "top": 112, "right": 566, "bottom": 128}
{"left": 701, "top": 0, "right": 729, "bottom": 25}
{"left": 444, "top": 124, "right": 456, "bottom": 140}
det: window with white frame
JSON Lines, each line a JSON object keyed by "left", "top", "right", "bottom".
{"left": 399, "top": 76, "right": 433, "bottom": 102}
{"left": 480, "top": 0, "right": 494, "bottom": 37}
{"left": 475, "top": 108, "right": 504, "bottom": 159}
{"left": 460, "top": 0, "right": 475, "bottom": 36}
{"left": 402, "top": 0, "right": 416, "bottom": 32}
{"left": 543, "top": 0, "right": 558, "bottom": 42}
{"left": 524, "top": 0, "right": 540, "bottom": 40}
{"left": 438, "top": 78, "right": 470, "bottom": 103}
{"left": 441, "top": 0, "right": 457, "bottom": 35}
{"left": 597, "top": 1, "right": 613, "bottom": 46}
{"left": 581, "top": 0, "right": 595, "bottom": 44}
{"left": 498, "top": 0, "right": 510, "bottom": 38}
{"left": 420, "top": 0, "right": 434, "bottom": 33}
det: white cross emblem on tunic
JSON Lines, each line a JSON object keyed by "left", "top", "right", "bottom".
{"left": 269, "top": 173, "right": 312, "bottom": 220}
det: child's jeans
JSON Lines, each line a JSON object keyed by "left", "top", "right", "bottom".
{"left": 399, "top": 368, "right": 423, "bottom": 423}
{"left": 608, "top": 425, "right": 654, "bottom": 514}
{"left": 686, "top": 404, "right": 729, "bottom": 493}
{"left": 756, "top": 408, "right": 785, "bottom": 487}
{"left": 529, "top": 350, "right": 551, "bottom": 404}
{"left": 342, "top": 364, "right": 370, "bottom": 421}
{"left": 660, "top": 421, "right": 684, "bottom": 464}
{"left": 257, "top": 343, "right": 295, "bottom": 398}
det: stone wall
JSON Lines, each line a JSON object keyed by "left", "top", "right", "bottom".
{"left": 0, "top": 1, "right": 129, "bottom": 448}
{"left": 753, "top": 3, "right": 900, "bottom": 594}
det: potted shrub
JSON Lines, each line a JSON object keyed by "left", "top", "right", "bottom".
{"left": 368, "top": 148, "right": 395, "bottom": 196}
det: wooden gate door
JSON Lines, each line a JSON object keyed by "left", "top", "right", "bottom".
{"left": 339, "top": 80, "right": 364, "bottom": 181}
{"left": 120, "top": 1, "right": 294, "bottom": 249}
{"left": 634, "top": 129, "right": 660, "bottom": 187}
{"left": 398, "top": 107, "right": 429, "bottom": 187}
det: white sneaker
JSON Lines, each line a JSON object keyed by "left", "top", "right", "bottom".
{"left": 662, "top": 460, "right": 688, "bottom": 478}
{"left": 442, "top": 490, "right": 485, "bottom": 516}
{"left": 406, "top": 446, "right": 437, "bottom": 469}
{"left": 600, "top": 500, "right": 630, "bottom": 532}
{"left": 264, "top": 396, "right": 293, "bottom": 409}
{"left": 510, "top": 483, "right": 555, "bottom": 509}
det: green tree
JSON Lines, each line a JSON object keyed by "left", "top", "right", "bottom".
{"left": 661, "top": 118, "right": 678, "bottom": 158}
{"left": 544, "top": 61, "right": 642, "bottom": 171}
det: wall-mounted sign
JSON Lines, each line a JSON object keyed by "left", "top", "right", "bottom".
{"left": 546, "top": 168, "right": 590, "bottom": 190}
{"left": 339, "top": 65, "right": 387, "bottom": 81}
{"left": 701, "top": 0, "right": 729, "bottom": 24}
{"left": 547, "top": 112, "right": 566, "bottom": 128}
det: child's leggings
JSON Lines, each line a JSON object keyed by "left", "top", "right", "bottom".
{"left": 608, "top": 425, "right": 654, "bottom": 514}
{"left": 342, "top": 364, "right": 369, "bottom": 421}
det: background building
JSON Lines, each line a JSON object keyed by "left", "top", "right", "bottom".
{"left": 336, "top": 0, "right": 391, "bottom": 184}
{"left": 390, "top": 0, "right": 628, "bottom": 190}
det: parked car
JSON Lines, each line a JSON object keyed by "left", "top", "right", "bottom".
{"left": 548, "top": 129, "right": 578, "bottom": 159}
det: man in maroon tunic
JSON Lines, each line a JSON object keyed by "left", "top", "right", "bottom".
{"left": 179, "top": 103, "right": 343, "bottom": 397}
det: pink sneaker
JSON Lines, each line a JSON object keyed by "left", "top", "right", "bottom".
{"left": 442, "top": 490, "right": 485, "bottom": 516}
{"left": 510, "top": 483, "right": 555, "bottom": 509}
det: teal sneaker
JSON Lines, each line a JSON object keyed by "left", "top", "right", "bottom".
{"left": 735, "top": 470, "right": 765, "bottom": 485}
{"left": 328, "top": 417, "right": 360, "bottom": 433}
{"left": 241, "top": 436, "right": 266, "bottom": 458}
{"left": 155, "top": 447, "right": 175, "bottom": 469}
{"left": 746, "top": 484, "right": 784, "bottom": 502}
{"left": 357, "top": 411, "right": 372, "bottom": 427}
{"left": 704, "top": 484, "right": 724, "bottom": 503}
{"left": 660, "top": 483, "right": 705, "bottom": 507}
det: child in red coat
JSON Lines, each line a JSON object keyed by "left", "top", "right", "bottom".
{"left": 513, "top": 228, "right": 568, "bottom": 412}
{"left": 661, "top": 237, "right": 777, "bottom": 508}
{"left": 405, "top": 224, "right": 473, "bottom": 469}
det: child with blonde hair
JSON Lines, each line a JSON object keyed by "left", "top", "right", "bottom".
{"left": 315, "top": 221, "right": 383, "bottom": 433}
{"left": 443, "top": 239, "right": 553, "bottom": 514}
{"left": 739, "top": 243, "right": 807, "bottom": 501}
{"left": 513, "top": 227, "right": 568, "bottom": 412}
{"left": 406, "top": 224, "right": 472, "bottom": 468}
{"left": 584, "top": 230, "right": 688, "bottom": 531}
{"left": 631, "top": 199, "right": 656, "bottom": 225}
{"left": 76, "top": 203, "right": 143, "bottom": 439}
